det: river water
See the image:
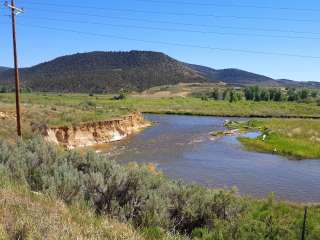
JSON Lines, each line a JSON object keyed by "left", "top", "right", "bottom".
{"left": 105, "top": 114, "right": 320, "bottom": 203}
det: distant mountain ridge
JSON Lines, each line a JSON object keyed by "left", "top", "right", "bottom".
{"left": 185, "top": 64, "right": 320, "bottom": 88}
{"left": 185, "top": 64, "right": 278, "bottom": 86}
{"left": 0, "top": 67, "right": 11, "bottom": 73}
{"left": 0, "top": 50, "right": 319, "bottom": 92}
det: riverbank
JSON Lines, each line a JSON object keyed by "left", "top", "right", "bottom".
{"left": 0, "top": 101, "right": 132, "bottom": 140}
{"left": 1, "top": 92, "right": 319, "bottom": 156}
{"left": 226, "top": 119, "right": 320, "bottom": 159}
{"left": 111, "top": 114, "right": 320, "bottom": 202}
{"left": 38, "top": 112, "right": 150, "bottom": 149}
{"left": 1, "top": 139, "right": 320, "bottom": 239}
{"left": 1, "top": 93, "right": 319, "bottom": 158}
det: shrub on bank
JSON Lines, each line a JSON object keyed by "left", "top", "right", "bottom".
{"left": 0, "top": 138, "right": 319, "bottom": 239}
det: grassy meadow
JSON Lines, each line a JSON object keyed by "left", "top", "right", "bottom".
{"left": 0, "top": 92, "right": 320, "bottom": 118}
{"left": 227, "top": 119, "right": 320, "bottom": 159}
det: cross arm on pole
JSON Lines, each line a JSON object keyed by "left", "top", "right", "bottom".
{"left": 4, "top": 1, "right": 24, "bottom": 14}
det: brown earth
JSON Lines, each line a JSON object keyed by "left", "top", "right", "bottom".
{"left": 33, "top": 112, "right": 150, "bottom": 149}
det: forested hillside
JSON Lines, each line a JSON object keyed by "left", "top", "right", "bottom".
{"left": 0, "top": 51, "right": 319, "bottom": 93}
{"left": 0, "top": 51, "right": 206, "bottom": 93}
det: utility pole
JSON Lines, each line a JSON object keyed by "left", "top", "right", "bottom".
{"left": 5, "top": 0, "right": 23, "bottom": 137}
{"left": 301, "top": 207, "right": 308, "bottom": 240}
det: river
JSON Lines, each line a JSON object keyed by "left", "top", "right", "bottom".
{"left": 102, "top": 114, "right": 320, "bottom": 203}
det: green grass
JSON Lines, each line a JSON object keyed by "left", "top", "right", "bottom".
{"left": 230, "top": 119, "right": 320, "bottom": 159}
{"left": 1, "top": 93, "right": 320, "bottom": 118}
{"left": 0, "top": 95, "right": 132, "bottom": 139}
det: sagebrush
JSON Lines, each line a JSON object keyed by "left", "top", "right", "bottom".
{"left": 0, "top": 139, "right": 320, "bottom": 239}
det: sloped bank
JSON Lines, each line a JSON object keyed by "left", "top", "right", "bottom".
{"left": 33, "top": 112, "right": 150, "bottom": 149}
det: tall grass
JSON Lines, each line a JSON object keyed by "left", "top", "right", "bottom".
{"left": 235, "top": 119, "right": 320, "bottom": 159}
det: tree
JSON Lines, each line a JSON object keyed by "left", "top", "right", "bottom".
{"left": 113, "top": 88, "right": 128, "bottom": 100}
{"left": 311, "top": 90, "right": 318, "bottom": 98}
{"left": 273, "top": 89, "right": 283, "bottom": 102}
{"left": 260, "top": 89, "right": 270, "bottom": 101}
{"left": 287, "top": 88, "right": 298, "bottom": 102}
{"left": 244, "top": 87, "right": 254, "bottom": 101}
{"left": 298, "top": 89, "right": 309, "bottom": 100}
{"left": 223, "top": 89, "right": 231, "bottom": 101}
{"left": 0, "top": 86, "right": 5, "bottom": 93}
{"left": 252, "top": 86, "right": 261, "bottom": 101}
{"left": 210, "top": 89, "right": 221, "bottom": 100}
{"left": 268, "top": 88, "right": 283, "bottom": 102}
{"left": 229, "top": 91, "right": 236, "bottom": 103}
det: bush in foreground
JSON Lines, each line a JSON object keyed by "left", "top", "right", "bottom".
{"left": 0, "top": 138, "right": 320, "bottom": 239}
{"left": 0, "top": 179, "right": 143, "bottom": 240}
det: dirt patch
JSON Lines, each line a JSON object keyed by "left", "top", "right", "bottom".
{"left": 138, "top": 90, "right": 190, "bottom": 98}
{"left": 0, "top": 111, "right": 15, "bottom": 120}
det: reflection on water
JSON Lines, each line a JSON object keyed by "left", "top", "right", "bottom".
{"left": 103, "top": 114, "right": 320, "bottom": 203}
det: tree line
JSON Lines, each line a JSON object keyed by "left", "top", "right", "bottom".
{"left": 199, "top": 86, "right": 320, "bottom": 104}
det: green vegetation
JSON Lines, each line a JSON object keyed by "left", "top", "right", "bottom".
{"left": 0, "top": 139, "right": 320, "bottom": 239}
{"left": 1, "top": 92, "right": 319, "bottom": 141}
{"left": 227, "top": 119, "right": 320, "bottom": 159}
{"left": 196, "top": 85, "right": 320, "bottom": 104}
{"left": 1, "top": 93, "right": 320, "bottom": 118}
{"left": 0, "top": 51, "right": 205, "bottom": 93}
{"left": 0, "top": 85, "right": 13, "bottom": 93}
{"left": 1, "top": 91, "right": 320, "bottom": 238}
{"left": 0, "top": 97, "right": 131, "bottom": 139}
{"left": 0, "top": 180, "right": 143, "bottom": 240}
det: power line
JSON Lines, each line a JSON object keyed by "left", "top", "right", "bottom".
{"left": 20, "top": 2, "right": 320, "bottom": 23}
{"left": 2, "top": 21, "right": 319, "bottom": 60}
{"left": 3, "top": 15, "right": 320, "bottom": 41}
{"left": 8, "top": 7, "right": 320, "bottom": 36}
{"left": 21, "top": 0, "right": 320, "bottom": 13}
{"left": 135, "top": 0, "right": 320, "bottom": 12}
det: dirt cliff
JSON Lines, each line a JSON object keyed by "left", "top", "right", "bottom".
{"left": 35, "top": 112, "right": 150, "bottom": 149}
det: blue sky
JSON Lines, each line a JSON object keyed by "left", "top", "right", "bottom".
{"left": 0, "top": 0, "right": 319, "bottom": 82}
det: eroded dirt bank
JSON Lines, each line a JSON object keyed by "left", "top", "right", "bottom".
{"left": 34, "top": 112, "right": 150, "bottom": 149}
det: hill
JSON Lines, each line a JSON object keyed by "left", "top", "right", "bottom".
{"left": 0, "top": 67, "right": 11, "bottom": 73}
{"left": 186, "top": 63, "right": 320, "bottom": 88}
{"left": 0, "top": 51, "right": 319, "bottom": 92}
{"left": 0, "top": 51, "right": 205, "bottom": 93}
{"left": 185, "top": 63, "right": 279, "bottom": 86}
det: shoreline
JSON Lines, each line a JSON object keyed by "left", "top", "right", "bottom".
{"left": 142, "top": 111, "right": 320, "bottom": 119}
{"left": 33, "top": 112, "right": 151, "bottom": 149}
{"left": 223, "top": 119, "right": 320, "bottom": 160}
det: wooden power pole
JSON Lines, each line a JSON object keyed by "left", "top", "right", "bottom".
{"left": 5, "top": 0, "right": 23, "bottom": 137}
{"left": 301, "top": 207, "right": 308, "bottom": 240}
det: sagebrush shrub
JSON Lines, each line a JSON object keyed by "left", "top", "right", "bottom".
{"left": 1, "top": 138, "right": 317, "bottom": 239}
